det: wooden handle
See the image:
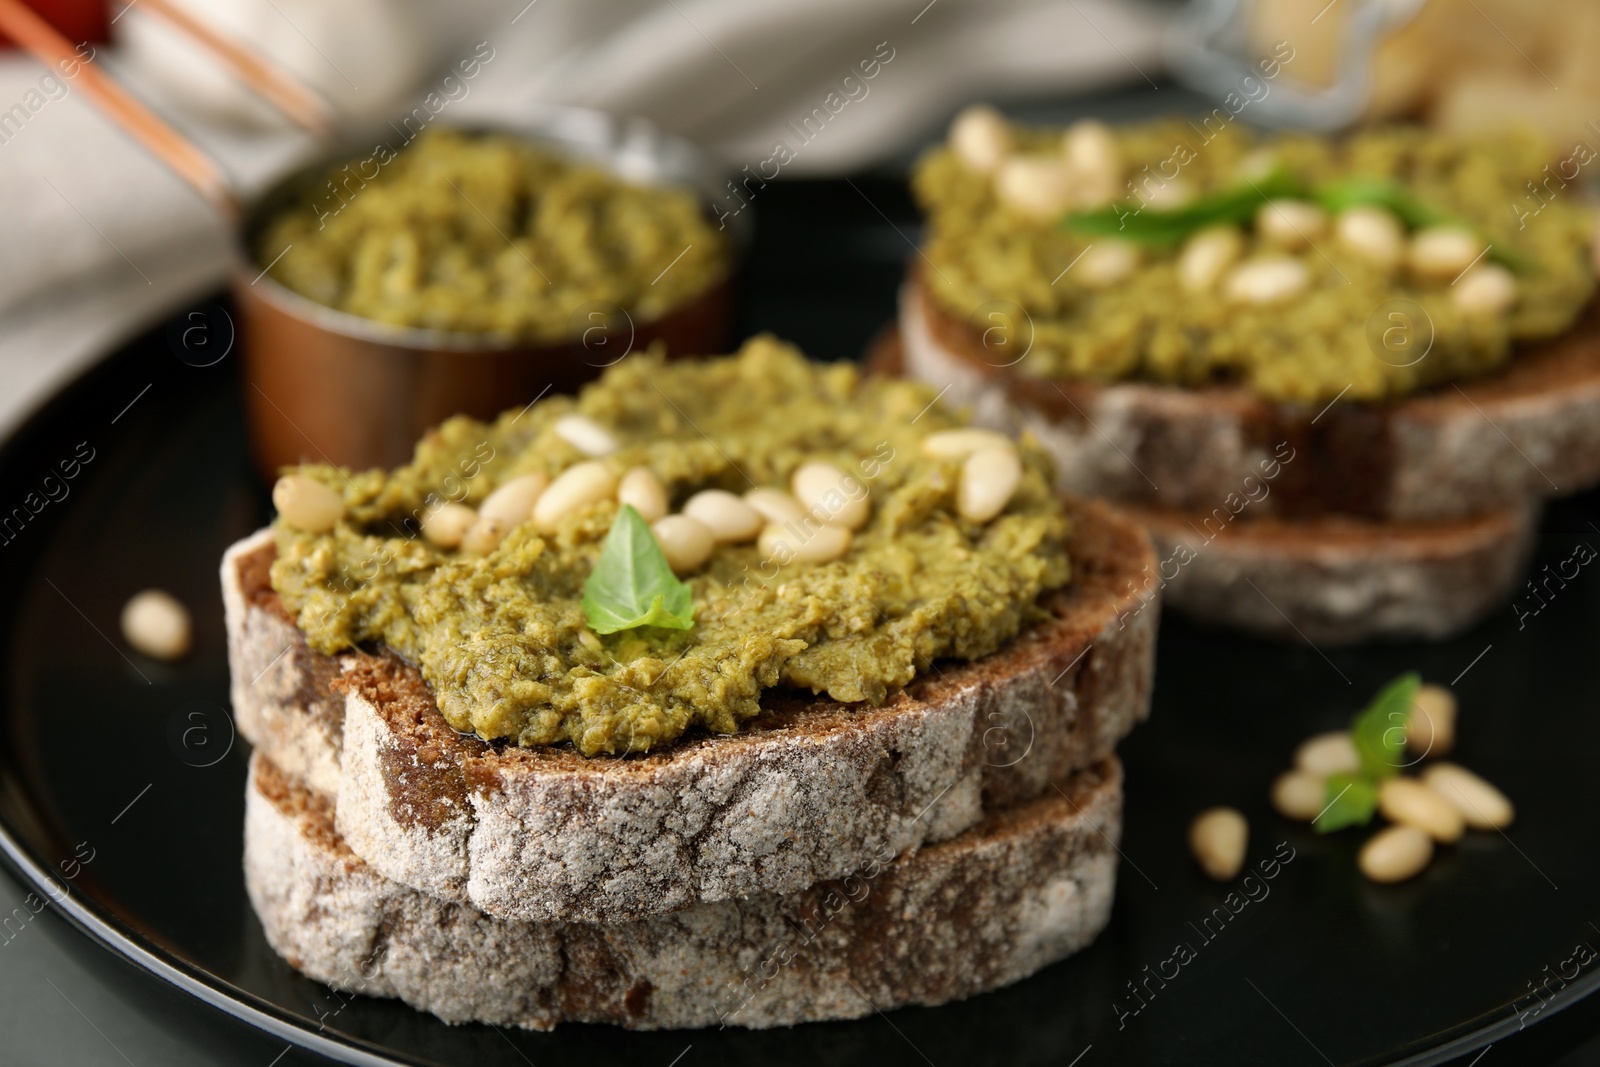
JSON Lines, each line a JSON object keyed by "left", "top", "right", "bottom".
{"left": 0, "top": 0, "right": 238, "bottom": 219}
{"left": 138, "top": 0, "right": 333, "bottom": 138}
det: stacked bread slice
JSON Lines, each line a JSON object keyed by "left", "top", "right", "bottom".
{"left": 222, "top": 495, "right": 1159, "bottom": 1030}
{"left": 897, "top": 278, "right": 1600, "bottom": 643}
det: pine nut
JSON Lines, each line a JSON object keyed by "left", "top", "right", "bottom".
{"left": 461, "top": 515, "right": 510, "bottom": 556}
{"left": 479, "top": 473, "right": 548, "bottom": 527}
{"left": 958, "top": 445, "right": 1022, "bottom": 524}
{"left": 995, "top": 156, "right": 1073, "bottom": 219}
{"left": 1256, "top": 199, "right": 1327, "bottom": 249}
{"left": 758, "top": 521, "right": 852, "bottom": 565}
{"left": 1178, "top": 226, "right": 1244, "bottom": 293}
{"left": 921, "top": 428, "right": 1013, "bottom": 460}
{"left": 533, "top": 461, "right": 618, "bottom": 531}
{"left": 618, "top": 467, "right": 668, "bottom": 522}
{"left": 120, "top": 590, "right": 191, "bottom": 661}
{"left": 1378, "top": 778, "right": 1464, "bottom": 843}
{"left": 1141, "top": 177, "right": 1194, "bottom": 210}
{"left": 272, "top": 474, "right": 344, "bottom": 533}
{"left": 792, "top": 462, "right": 870, "bottom": 531}
{"left": 1336, "top": 206, "right": 1404, "bottom": 269}
{"left": 743, "top": 488, "right": 806, "bottom": 526}
{"left": 1409, "top": 227, "right": 1483, "bottom": 280}
{"left": 553, "top": 414, "right": 619, "bottom": 457}
{"left": 1225, "top": 257, "right": 1309, "bottom": 305}
{"left": 422, "top": 502, "right": 478, "bottom": 548}
{"left": 1294, "top": 731, "right": 1360, "bottom": 776}
{"left": 683, "top": 489, "right": 763, "bottom": 544}
{"left": 950, "top": 105, "right": 1011, "bottom": 174}
{"left": 1452, "top": 264, "right": 1518, "bottom": 316}
{"left": 1062, "top": 119, "right": 1120, "bottom": 205}
{"left": 1359, "top": 825, "right": 1433, "bottom": 883}
{"left": 1422, "top": 763, "right": 1514, "bottom": 829}
{"left": 652, "top": 514, "right": 714, "bottom": 574}
{"left": 1406, "top": 683, "right": 1457, "bottom": 757}
{"left": 1271, "top": 770, "right": 1326, "bottom": 822}
{"left": 1077, "top": 241, "right": 1141, "bottom": 289}
{"left": 1189, "top": 807, "right": 1248, "bottom": 881}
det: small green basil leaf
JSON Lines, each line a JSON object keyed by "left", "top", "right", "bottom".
{"left": 1314, "top": 773, "right": 1378, "bottom": 833}
{"left": 581, "top": 504, "right": 695, "bottom": 635}
{"left": 1061, "top": 166, "right": 1304, "bottom": 246}
{"left": 1351, "top": 672, "right": 1420, "bottom": 780}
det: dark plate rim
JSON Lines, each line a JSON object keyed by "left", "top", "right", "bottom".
{"left": 1, "top": 300, "right": 1598, "bottom": 1067}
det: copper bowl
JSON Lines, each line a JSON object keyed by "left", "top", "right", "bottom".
{"left": 233, "top": 106, "right": 747, "bottom": 481}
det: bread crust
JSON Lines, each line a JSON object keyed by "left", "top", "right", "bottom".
{"left": 901, "top": 276, "right": 1600, "bottom": 522}
{"left": 224, "top": 497, "right": 1157, "bottom": 923}
{"left": 1121, "top": 502, "right": 1538, "bottom": 644}
{"left": 244, "top": 750, "right": 1122, "bottom": 1031}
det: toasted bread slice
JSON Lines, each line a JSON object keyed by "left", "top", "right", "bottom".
{"left": 223, "top": 496, "right": 1157, "bottom": 923}
{"left": 1122, "top": 501, "right": 1538, "bottom": 644}
{"left": 244, "top": 749, "right": 1121, "bottom": 1031}
{"left": 900, "top": 275, "right": 1600, "bottom": 522}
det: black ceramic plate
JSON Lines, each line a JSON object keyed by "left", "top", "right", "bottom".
{"left": 3, "top": 179, "right": 1600, "bottom": 1067}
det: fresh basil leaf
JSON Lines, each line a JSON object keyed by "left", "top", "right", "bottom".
{"left": 581, "top": 504, "right": 695, "bottom": 635}
{"left": 1314, "top": 179, "right": 1455, "bottom": 230}
{"left": 1350, "top": 672, "right": 1420, "bottom": 780}
{"left": 1062, "top": 167, "right": 1303, "bottom": 246}
{"left": 1313, "top": 180, "right": 1530, "bottom": 273}
{"left": 1314, "top": 773, "right": 1378, "bottom": 833}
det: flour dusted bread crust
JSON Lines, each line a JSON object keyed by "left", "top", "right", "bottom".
{"left": 888, "top": 277, "right": 1563, "bottom": 642}
{"left": 224, "top": 496, "right": 1157, "bottom": 923}
{"left": 1122, "top": 502, "right": 1537, "bottom": 644}
{"left": 900, "top": 276, "right": 1600, "bottom": 522}
{"left": 244, "top": 750, "right": 1122, "bottom": 1031}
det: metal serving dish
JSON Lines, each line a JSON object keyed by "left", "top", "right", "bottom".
{"left": 235, "top": 106, "right": 747, "bottom": 479}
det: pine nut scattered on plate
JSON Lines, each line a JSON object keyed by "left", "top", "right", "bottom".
{"left": 1294, "top": 731, "right": 1361, "bottom": 777}
{"left": 1422, "top": 763, "right": 1514, "bottom": 829}
{"left": 1359, "top": 825, "right": 1433, "bottom": 883}
{"left": 1378, "top": 778, "right": 1465, "bottom": 843}
{"left": 1406, "top": 683, "right": 1457, "bottom": 757}
{"left": 1271, "top": 770, "right": 1326, "bottom": 822}
{"left": 1189, "top": 807, "right": 1248, "bottom": 881}
{"left": 121, "top": 590, "right": 191, "bottom": 661}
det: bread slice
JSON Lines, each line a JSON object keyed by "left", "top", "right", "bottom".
{"left": 244, "top": 749, "right": 1122, "bottom": 1031}
{"left": 1122, "top": 501, "right": 1538, "bottom": 644}
{"left": 900, "top": 276, "right": 1600, "bottom": 522}
{"left": 223, "top": 496, "right": 1157, "bottom": 924}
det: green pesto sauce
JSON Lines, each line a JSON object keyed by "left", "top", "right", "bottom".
{"left": 257, "top": 128, "right": 728, "bottom": 342}
{"left": 268, "top": 337, "right": 1072, "bottom": 756}
{"left": 912, "top": 121, "right": 1596, "bottom": 403}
